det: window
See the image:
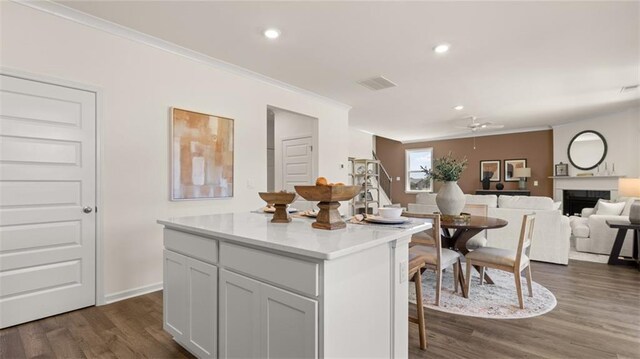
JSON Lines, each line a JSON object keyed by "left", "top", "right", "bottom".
{"left": 405, "top": 148, "right": 433, "bottom": 192}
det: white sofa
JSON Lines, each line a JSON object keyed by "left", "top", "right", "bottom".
{"left": 408, "top": 194, "right": 571, "bottom": 265}
{"left": 569, "top": 198, "right": 637, "bottom": 256}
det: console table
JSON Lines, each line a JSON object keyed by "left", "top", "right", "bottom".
{"left": 606, "top": 219, "right": 639, "bottom": 270}
{"left": 475, "top": 189, "right": 530, "bottom": 196}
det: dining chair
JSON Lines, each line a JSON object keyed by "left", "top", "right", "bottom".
{"left": 408, "top": 252, "right": 427, "bottom": 350}
{"left": 406, "top": 212, "right": 464, "bottom": 306}
{"left": 463, "top": 204, "right": 489, "bottom": 251}
{"left": 465, "top": 214, "right": 536, "bottom": 309}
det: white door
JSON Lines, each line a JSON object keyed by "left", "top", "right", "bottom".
{"left": 0, "top": 74, "right": 96, "bottom": 328}
{"left": 282, "top": 137, "right": 313, "bottom": 192}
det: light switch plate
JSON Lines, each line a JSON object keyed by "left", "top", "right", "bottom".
{"left": 396, "top": 177, "right": 401, "bottom": 181}
{"left": 534, "top": 180, "right": 539, "bottom": 186}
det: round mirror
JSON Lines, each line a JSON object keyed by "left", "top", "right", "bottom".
{"left": 567, "top": 130, "right": 607, "bottom": 170}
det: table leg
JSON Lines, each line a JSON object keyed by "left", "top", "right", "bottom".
{"left": 608, "top": 228, "right": 628, "bottom": 265}
{"left": 478, "top": 266, "right": 494, "bottom": 285}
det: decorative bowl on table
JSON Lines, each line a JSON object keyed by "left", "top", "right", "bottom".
{"left": 294, "top": 185, "right": 362, "bottom": 230}
{"left": 258, "top": 192, "right": 298, "bottom": 223}
{"left": 378, "top": 207, "right": 403, "bottom": 219}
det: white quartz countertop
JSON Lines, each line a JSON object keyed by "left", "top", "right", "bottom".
{"left": 158, "top": 212, "right": 431, "bottom": 260}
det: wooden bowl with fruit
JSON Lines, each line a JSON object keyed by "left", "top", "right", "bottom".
{"left": 258, "top": 191, "right": 298, "bottom": 223}
{"left": 295, "top": 177, "right": 362, "bottom": 230}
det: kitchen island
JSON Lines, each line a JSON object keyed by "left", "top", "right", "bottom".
{"left": 158, "top": 212, "right": 430, "bottom": 358}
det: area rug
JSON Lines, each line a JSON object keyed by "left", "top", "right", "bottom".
{"left": 408, "top": 263, "right": 557, "bottom": 319}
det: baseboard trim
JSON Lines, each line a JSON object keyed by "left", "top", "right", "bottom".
{"left": 103, "top": 282, "right": 163, "bottom": 305}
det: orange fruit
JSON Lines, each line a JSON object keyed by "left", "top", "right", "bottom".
{"left": 315, "top": 177, "right": 328, "bottom": 186}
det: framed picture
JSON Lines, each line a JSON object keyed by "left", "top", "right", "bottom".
{"left": 504, "top": 159, "right": 527, "bottom": 182}
{"left": 555, "top": 162, "right": 569, "bottom": 176}
{"left": 480, "top": 160, "right": 501, "bottom": 182}
{"left": 171, "top": 108, "right": 234, "bottom": 200}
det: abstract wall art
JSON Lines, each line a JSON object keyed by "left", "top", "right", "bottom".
{"left": 171, "top": 108, "right": 234, "bottom": 200}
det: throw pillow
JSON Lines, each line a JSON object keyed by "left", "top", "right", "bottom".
{"left": 593, "top": 199, "right": 612, "bottom": 212}
{"left": 595, "top": 201, "right": 626, "bottom": 216}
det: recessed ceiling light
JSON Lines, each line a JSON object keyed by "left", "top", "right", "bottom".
{"left": 263, "top": 28, "right": 281, "bottom": 39}
{"left": 433, "top": 43, "right": 450, "bottom": 54}
{"left": 453, "top": 105, "right": 464, "bottom": 111}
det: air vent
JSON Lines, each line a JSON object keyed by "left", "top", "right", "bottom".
{"left": 357, "top": 76, "right": 398, "bottom": 91}
{"left": 620, "top": 84, "right": 639, "bottom": 93}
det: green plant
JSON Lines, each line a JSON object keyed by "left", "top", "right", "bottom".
{"left": 422, "top": 152, "right": 468, "bottom": 182}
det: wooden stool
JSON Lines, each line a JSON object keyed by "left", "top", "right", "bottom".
{"left": 408, "top": 252, "right": 427, "bottom": 350}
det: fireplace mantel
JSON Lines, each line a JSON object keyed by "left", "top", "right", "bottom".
{"left": 552, "top": 175, "right": 624, "bottom": 202}
{"left": 548, "top": 175, "right": 626, "bottom": 179}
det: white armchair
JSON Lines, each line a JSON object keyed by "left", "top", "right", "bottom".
{"left": 570, "top": 198, "right": 637, "bottom": 256}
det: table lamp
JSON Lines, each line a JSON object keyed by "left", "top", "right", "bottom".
{"left": 514, "top": 167, "right": 531, "bottom": 190}
{"left": 618, "top": 178, "right": 640, "bottom": 224}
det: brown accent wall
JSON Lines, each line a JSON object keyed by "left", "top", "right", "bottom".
{"left": 375, "top": 130, "right": 554, "bottom": 207}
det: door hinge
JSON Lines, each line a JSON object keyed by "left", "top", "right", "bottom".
{"left": 310, "top": 145, "right": 313, "bottom": 152}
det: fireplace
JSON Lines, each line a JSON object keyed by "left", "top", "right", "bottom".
{"left": 562, "top": 190, "right": 610, "bottom": 216}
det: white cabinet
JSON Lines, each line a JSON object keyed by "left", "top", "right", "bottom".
{"left": 164, "top": 250, "right": 218, "bottom": 358}
{"left": 219, "top": 269, "right": 318, "bottom": 359}
{"left": 219, "top": 269, "right": 261, "bottom": 359}
{"left": 160, "top": 220, "right": 413, "bottom": 358}
{"left": 261, "top": 282, "right": 318, "bottom": 359}
{"left": 187, "top": 257, "right": 218, "bottom": 358}
{"left": 164, "top": 250, "right": 187, "bottom": 341}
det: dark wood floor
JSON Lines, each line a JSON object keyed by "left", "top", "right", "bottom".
{"left": 1, "top": 260, "right": 638, "bottom": 358}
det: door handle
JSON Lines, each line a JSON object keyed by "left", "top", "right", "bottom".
{"left": 83, "top": 206, "right": 93, "bottom": 214}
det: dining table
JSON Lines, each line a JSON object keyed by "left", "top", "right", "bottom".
{"left": 440, "top": 215, "right": 508, "bottom": 293}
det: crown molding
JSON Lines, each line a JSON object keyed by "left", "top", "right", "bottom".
{"left": 399, "top": 126, "right": 552, "bottom": 144}
{"left": 12, "top": 0, "right": 352, "bottom": 111}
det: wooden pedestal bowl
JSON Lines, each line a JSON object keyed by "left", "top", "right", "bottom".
{"left": 258, "top": 192, "right": 298, "bottom": 223}
{"left": 294, "top": 185, "right": 362, "bottom": 230}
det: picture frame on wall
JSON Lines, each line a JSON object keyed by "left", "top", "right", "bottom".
{"left": 171, "top": 107, "right": 234, "bottom": 200}
{"left": 504, "top": 159, "right": 527, "bottom": 182}
{"left": 555, "top": 162, "right": 569, "bottom": 176}
{"left": 480, "top": 160, "right": 501, "bottom": 182}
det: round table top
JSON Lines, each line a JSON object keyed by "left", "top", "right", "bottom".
{"left": 441, "top": 216, "right": 508, "bottom": 230}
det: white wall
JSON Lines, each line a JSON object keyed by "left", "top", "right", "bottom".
{"left": 348, "top": 127, "right": 374, "bottom": 160}
{"left": 553, "top": 108, "right": 640, "bottom": 178}
{"left": 0, "top": 2, "right": 350, "bottom": 300}
{"left": 272, "top": 108, "right": 318, "bottom": 191}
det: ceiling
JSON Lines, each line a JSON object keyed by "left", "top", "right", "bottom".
{"left": 58, "top": 1, "right": 640, "bottom": 142}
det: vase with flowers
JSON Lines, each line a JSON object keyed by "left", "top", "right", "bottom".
{"left": 422, "top": 152, "right": 468, "bottom": 215}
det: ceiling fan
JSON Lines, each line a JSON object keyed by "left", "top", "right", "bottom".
{"left": 456, "top": 116, "right": 504, "bottom": 132}
{"left": 455, "top": 116, "right": 505, "bottom": 150}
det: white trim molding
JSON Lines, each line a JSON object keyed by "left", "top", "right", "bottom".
{"left": 401, "top": 126, "right": 552, "bottom": 144}
{"left": 11, "top": 0, "right": 351, "bottom": 111}
{"left": 104, "top": 282, "right": 163, "bottom": 304}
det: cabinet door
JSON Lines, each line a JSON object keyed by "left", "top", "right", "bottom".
{"left": 187, "top": 258, "right": 218, "bottom": 358}
{"left": 261, "top": 284, "right": 318, "bottom": 359}
{"left": 219, "top": 269, "right": 261, "bottom": 359}
{"left": 163, "top": 250, "right": 187, "bottom": 341}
